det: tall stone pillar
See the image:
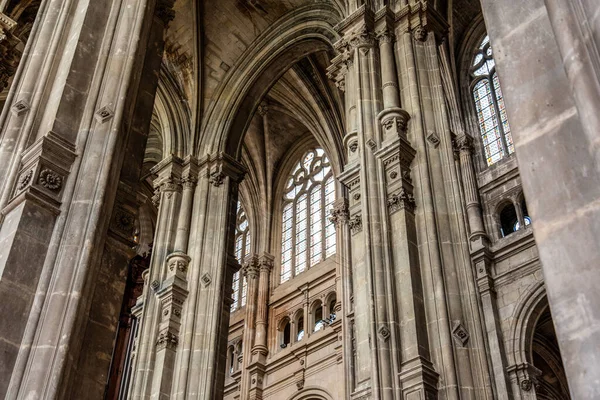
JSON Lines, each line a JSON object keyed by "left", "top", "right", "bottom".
{"left": 173, "top": 153, "right": 245, "bottom": 399}
{"left": 456, "top": 135, "right": 486, "bottom": 240}
{"left": 239, "top": 255, "right": 259, "bottom": 399}
{"left": 480, "top": 0, "right": 600, "bottom": 397}
{"left": 0, "top": 0, "right": 173, "bottom": 398}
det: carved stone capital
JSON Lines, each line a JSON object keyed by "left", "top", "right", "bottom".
{"left": 207, "top": 152, "right": 246, "bottom": 187}
{"left": 348, "top": 214, "right": 363, "bottom": 235}
{"left": 258, "top": 253, "right": 274, "bottom": 273}
{"left": 166, "top": 251, "right": 191, "bottom": 277}
{"left": 387, "top": 188, "right": 416, "bottom": 214}
{"left": 378, "top": 108, "right": 411, "bottom": 137}
{"left": 242, "top": 255, "right": 260, "bottom": 280}
{"left": 376, "top": 29, "right": 395, "bottom": 45}
{"left": 329, "top": 199, "right": 350, "bottom": 227}
{"left": 156, "top": 330, "right": 178, "bottom": 351}
{"left": 455, "top": 134, "right": 474, "bottom": 154}
{"left": 349, "top": 28, "right": 376, "bottom": 49}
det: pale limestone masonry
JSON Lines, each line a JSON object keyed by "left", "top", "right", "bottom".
{"left": 0, "top": 0, "right": 596, "bottom": 399}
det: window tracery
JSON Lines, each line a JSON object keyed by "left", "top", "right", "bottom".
{"left": 471, "top": 35, "right": 514, "bottom": 166}
{"left": 231, "top": 201, "right": 251, "bottom": 311}
{"left": 281, "top": 148, "right": 336, "bottom": 283}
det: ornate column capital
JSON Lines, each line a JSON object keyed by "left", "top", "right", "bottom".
{"left": 455, "top": 133, "right": 475, "bottom": 154}
{"left": 242, "top": 255, "right": 260, "bottom": 280}
{"left": 387, "top": 188, "right": 416, "bottom": 215}
{"left": 349, "top": 27, "right": 376, "bottom": 50}
{"left": 258, "top": 253, "right": 274, "bottom": 273}
{"left": 376, "top": 28, "right": 395, "bottom": 45}
{"left": 205, "top": 152, "right": 246, "bottom": 187}
{"left": 329, "top": 199, "right": 350, "bottom": 227}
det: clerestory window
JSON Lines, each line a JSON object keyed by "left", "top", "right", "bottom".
{"left": 231, "top": 201, "right": 251, "bottom": 311}
{"left": 471, "top": 35, "right": 514, "bottom": 166}
{"left": 281, "top": 148, "right": 336, "bottom": 283}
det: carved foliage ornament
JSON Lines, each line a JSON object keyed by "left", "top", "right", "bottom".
{"left": 329, "top": 202, "right": 350, "bottom": 227}
{"left": 156, "top": 330, "right": 178, "bottom": 350}
{"left": 209, "top": 171, "right": 225, "bottom": 187}
{"left": 17, "top": 169, "right": 33, "bottom": 191}
{"left": 349, "top": 214, "right": 363, "bottom": 235}
{"left": 387, "top": 189, "right": 416, "bottom": 214}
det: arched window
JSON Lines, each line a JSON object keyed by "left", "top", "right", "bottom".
{"left": 297, "top": 313, "right": 305, "bottom": 342}
{"left": 281, "top": 148, "right": 336, "bottom": 283}
{"left": 312, "top": 300, "right": 324, "bottom": 332}
{"left": 471, "top": 35, "right": 514, "bottom": 166}
{"left": 280, "top": 318, "right": 291, "bottom": 348}
{"left": 499, "top": 203, "right": 518, "bottom": 237}
{"left": 232, "top": 202, "right": 251, "bottom": 311}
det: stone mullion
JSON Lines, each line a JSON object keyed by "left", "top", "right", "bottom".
{"left": 185, "top": 153, "right": 245, "bottom": 400}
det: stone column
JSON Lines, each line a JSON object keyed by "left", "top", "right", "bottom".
{"left": 332, "top": 11, "right": 398, "bottom": 399}
{"left": 239, "top": 255, "right": 259, "bottom": 399}
{"left": 330, "top": 199, "right": 353, "bottom": 397}
{"left": 0, "top": 0, "right": 172, "bottom": 398}
{"left": 456, "top": 134, "right": 487, "bottom": 240}
{"left": 177, "top": 153, "right": 245, "bottom": 399}
{"left": 252, "top": 253, "right": 273, "bottom": 360}
{"left": 480, "top": 0, "right": 600, "bottom": 397}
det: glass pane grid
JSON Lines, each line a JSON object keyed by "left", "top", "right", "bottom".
{"left": 280, "top": 149, "right": 337, "bottom": 283}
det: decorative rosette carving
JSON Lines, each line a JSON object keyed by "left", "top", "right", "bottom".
{"left": 17, "top": 169, "right": 33, "bottom": 190}
{"left": 38, "top": 169, "right": 63, "bottom": 191}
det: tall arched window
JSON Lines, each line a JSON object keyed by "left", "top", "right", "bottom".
{"left": 281, "top": 148, "right": 336, "bottom": 283}
{"left": 471, "top": 35, "right": 514, "bottom": 166}
{"left": 232, "top": 201, "right": 251, "bottom": 311}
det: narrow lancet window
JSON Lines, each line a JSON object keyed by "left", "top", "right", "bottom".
{"left": 471, "top": 35, "right": 514, "bottom": 166}
{"left": 232, "top": 201, "right": 251, "bottom": 311}
{"left": 281, "top": 148, "right": 335, "bottom": 283}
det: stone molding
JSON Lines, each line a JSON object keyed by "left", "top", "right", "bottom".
{"left": 5, "top": 132, "right": 77, "bottom": 215}
{"left": 205, "top": 152, "right": 246, "bottom": 187}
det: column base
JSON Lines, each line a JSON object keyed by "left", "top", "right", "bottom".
{"left": 398, "top": 357, "right": 439, "bottom": 399}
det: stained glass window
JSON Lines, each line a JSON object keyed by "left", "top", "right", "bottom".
{"left": 231, "top": 202, "right": 251, "bottom": 311}
{"left": 471, "top": 35, "right": 514, "bottom": 166}
{"left": 281, "top": 148, "right": 336, "bottom": 283}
